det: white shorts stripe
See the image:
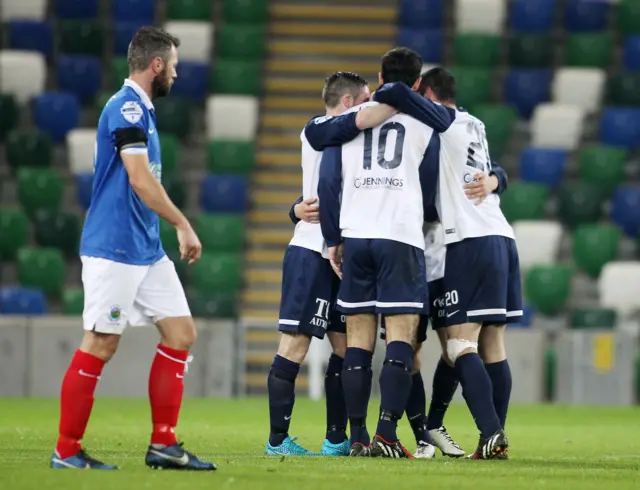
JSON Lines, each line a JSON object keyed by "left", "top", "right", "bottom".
{"left": 337, "top": 300, "right": 377, "bottom": 308}
{"left": 506, "top": 310, "right": 524, "bottom": 317}
{"left": 467, "top": 308, "right": 507, "bottom": 316}
{"left": 376, "top": 301, "right": 423, "bottom": 308}
{"left": 278, "top": 319, "right": 300, "bottom": 326}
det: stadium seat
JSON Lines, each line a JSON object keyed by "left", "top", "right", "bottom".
{"left": 0, "top": 51, "right": 46, "bottom": 104}
{"left": 111, "top": 0, "right": 155, "bottom": 23}
{"left": 552, "top": 68, "right": 605, "bottom": 113}
{"left": 196, "top": 214, "right": 244, "bottom": 252}
{"left": 600, "top": 108, "right": 640, "bottom": 148}
{"left": 170, "top": 61, "right": 209, "bottom": 100}
{"left": 598, "top": 261, "right": 640, "bottom": 315}
{"left": 508, "top": 34, "right": 553, "bottom": 68}
{"left": 6, "top": 129, "right": 52, "bottom": 170}
{"left": 33, "top": 210, "right": 81, "bottom": 256}
{"left": 166, "top": 0, "right": 213, "bottom": 21}
{"left": 623, "top": 36, "right": 640, "bottom": 71}
{"left": 67, "top": 129, "right": 97, "bottom": 175}
{"left": 59, "top": 20, "right": 104, "bottom": 57}
{"left": 76, "top": 173, "right": 93, "bottom": 211}
{"left": 611, "top": 186, "right": 640, "bottom": 237}
{"left": 566, "top": 33, "right": 612, "bottom": 68}
{"left": 164, "top": 21, "right": 212, "bottom": 63}
{"left": 504, "top": 69, "right": 552, "bottom": 118}
{"left": 206, "top": 95, "right": 259, "bottom": 141}
{"left": 53, "top": 0, "right": 99, "bottom": 19}
{"left": 525, "top": 265, "right": 573, "bottom": 316}
{"left": 510, "top": 0, "right": 555, "bottom": 32}
{"left": 579, "top": 145, "right": 627, "bottom": 193}
{"left": 0, "top": 94, "right": 18, "bottom": 141}
{"left": 223, "top": 0, "right": 269, "bottom": 23}
{"left": 519, "top": 148, "right": 567, "bottom": 188}
{"left": 154, "top": 97, "right": 192, "bottom": 138}
{"left": 0, "top": 288, "right": 46, "bottom": 315}
{"left": 207, "top": 140, "right": 255, "bottom": 174}
{"left": 160, "top": 134, "right": 179, "bottom": 177}
{"left": 18, "top": 168, "right": 63, "bottom": 215}
{"left": 454, "top": 34, "right": 500, "bottom": 67}
{"left": 449, "top": 68, "right": 491, "bottom": 109}
{"left": 472, "top": 104, "right": 516, "bottom": 157}
{"left": 564, "top": 0, "right": 609, "bottom": 32}
{"left": 0, "top": 209, "right": 29, "bottom": 260}
{"left": 57, "top": 55, "right": 102, "bottom": 104}
{"left": 62, "top": 288, "right": 84, "bottom": 315}
{"left": 111, "top": 57, "right": 129, "bottom": 89}
{"left": 0, "top": 0, "right": 47, "bottom": 21}
{"left": 113, "top": 21, "right": 146, "bottom": 55}
{"left": 163, "top": 176, "right": 187, "bottom": 209}
{"left": 609, "top": 73, "right": 640, "bottom": 106}
{"left": 33, "top": 92, "right": 80, "bottom": 143}
{"left": 160, "top": 219, "right": 179, "bottom": 255}
{"left": 200, "top": 175, "right": 247, "bottom": 213}
{"left": 455, "top": 0, "right": 505, "bottom": 35}
{"left": 193, "top": 252, "right": 243, "bottom": 292}
{"left": 573, "top": 224, "right": 620, "bottom": 278}
{"left": 531, "top": 104, "right": 585, "bottom": 150}
{"left": 96, "top": 91, "right": 113, "bottom": 112}
{"left": 17, "top": 248, "right": 65, "bottom": 296}
{"left": 570, "top": 308, "right": 616, "bottom": 329}
{"left": 618, "top": 0, "right": 640, "bottom": 36}
{"left": 397, "top": 29, "right": 444, "bottom": 64}
{"left": 512, "top": 221, "right": 562, "bottom": 270}
{"left": 557, "top": 183, "right": 605, "bottom": 228}
{"left": 499, "top": 182, "right": 549, "bottom": 222}
{"left": 210, "top": 59, "right": 261, "bottom": 96}
{"left": 188, "top": 290, "right": 237, "bottom": 319}
{"left": 399, "top": 0, "right": 444, "bottom": 29}
{"left": 217, "top": 24, "right": 266, "bottom": 60}
{"left": 8, "top": 20, "right": 54, "bottom": 58}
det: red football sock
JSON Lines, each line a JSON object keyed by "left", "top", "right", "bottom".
{"left": 149, "top": 344, "right": 189, "bottom": 446}
{"left": 56, "top": 350, "right": 105, "bottom": 459}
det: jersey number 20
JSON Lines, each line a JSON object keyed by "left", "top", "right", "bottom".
{"left": 363, "top": 122, "right": 406, "bottom": 170}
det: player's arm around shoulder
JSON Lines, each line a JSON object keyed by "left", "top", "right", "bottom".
{"left": 317, "top": 146, "right": 343, "bottom": 277}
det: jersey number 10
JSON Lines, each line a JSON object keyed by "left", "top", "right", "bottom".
{"left": 362, "top": 122, "right": 406, "bottom": 170}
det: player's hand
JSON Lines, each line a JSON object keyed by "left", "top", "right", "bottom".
{"left": 329, "top": 244, "right": 344, "bottom": 279}
{"left": 294, "top": 198, "right": 320, "bottom": 223}
{"left": 176, "top": 221, "right": 202, "bottom": 265}
{"left": 464, "top": 172, "right": 499, "bottom": 205}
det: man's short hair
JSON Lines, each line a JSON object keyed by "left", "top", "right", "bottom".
{"left": 420, "top": 67, "right": 457, "bottom": 103}
{"left": 128, "top": 26, "right": 180, "bottom": 73}
{"left": 322, "top": 71, "right": 368, "bottom": 108}
{"left": 380, "top": 47, "right": 423, "bottom": 87}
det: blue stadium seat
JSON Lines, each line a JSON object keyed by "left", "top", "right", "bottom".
{"left": 33, "top": 92, "right": 80, "bottom": 143}
{"left": 396, "top": 28, "right": 443, "bottom": 64}
{"left": 54, "top": 0, "right": 99, "bottom": 19}
{"left": 399, "top": 0, "right": 444, "bottom": 29}
{"left": 76, "top": 173, "right": 93, "bottom": 211}
{"left": 0, "top": 287, "right": 47, "bottom": 315}
{"left": 57, "top": 55, "right": 102, "bottom": 104}
{"left": 504, "top": 69, "right": 552, "bottom": 118}
{"left": 611, "top": 186, "right": 640, "bottom": 237}
{"left": 199, "top": 175, "right": 247, "bottom": 213}
{"left": 111, "top": 0, "right": 155, "bottom": 23}
{"left": 564, "top": 0, "right": 609, "bottom": 32}
{"left": 520, "top": 148, "right": 567, "bottom": 188}
{"left": 623, "top": 36, "right": 640, "bottom": 71}
{"left": 8, "top": 20, "right": 54, "bottom": 58}
{"left": 511, "top": 0, "right": 556, "bottom": 32}
{"left": 113, "top": 21, "right": 146, "bottom": 55}
{"left": 600, "top": 108, "right": 640, "bottom": 148}
{"left": 170, "top": 62, "right": 209, "bottom": 100}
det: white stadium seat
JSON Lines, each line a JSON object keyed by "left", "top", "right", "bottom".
{"left": 206, "top": 95, "right": 259, "bottom": 141}
{"left": 0, "top": 0, "right": 47, "bottom": 21}
{"left": 598, "top": 261, "right": 640, "bottom": 316}
{"left": 552, "top": 68, "right": 606, "bottom": 113}
{"left": 0, "top": 50, "right": 46, "bottom": 103}
{"left": 164, "top": 21, "right": 213, "bottom": 63}
{"left": 455, "top": 0, "right": 505, "bottom": 34}
{"left": 531, "top": 103, "right": 585, "bottom": 151}
{"left": 67, "top": 129, "right": 98, "bottom": 175}
{"left": 513, "top": 221, "right": 563, "bottom": 270}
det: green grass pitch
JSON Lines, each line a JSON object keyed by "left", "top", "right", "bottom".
{"left": 1, "top": 398, "right": 639, "bottom": 490}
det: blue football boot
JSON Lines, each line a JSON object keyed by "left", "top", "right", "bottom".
{"left": 50, "top": 450, "right": 119, "bottom": 470}
{"left": 145, "top": 443, "right": 217, "bottom": 470}
{"left": 320, "top": 438, "right": 351, "bottom": 456}
{"left": 265, "top": 436, "right": 315, "bottom": 456}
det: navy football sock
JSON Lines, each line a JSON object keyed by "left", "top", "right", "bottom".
{"left": 484, "top": 359, "right": 512, "bottom": 429}
{"left": 342, "top": 347, "right": 373, "bottom": 446}
{"left": 455, "top": 352, "right": 501, "bottom": 439}
{"left": 325, "top": 353, "right": 348, "bottom": 444}
{"left": 405, "top": 372, "right": 431, "bottom": 445}
{"left": 376, "top": 341, "right": 414, "bottom": 443}
{"left": 267, "top": 355, "right": 300, "bottom": 447}
{"left": 426, "top": 357, "right": 459, "bottom": 430}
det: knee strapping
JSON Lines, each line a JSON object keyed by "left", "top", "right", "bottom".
{"left": 382, "top": 359, "right": 412, "bottom": 372}
{"left": 446, "top": 338, "right": 478, "bottom": 363}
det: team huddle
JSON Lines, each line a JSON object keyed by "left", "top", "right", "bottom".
{"left": 267, "top": 47, "right": 521, "bottom": 460}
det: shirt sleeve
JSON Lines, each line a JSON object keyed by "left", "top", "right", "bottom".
{"left": 289, "top": 195, "right": 304, "bottom": 225}
{"left": 373, "top": 82, "right": 456, "bottom": 133}
{"left": 107, "top": 97, "right": 149, "bottom": 155}
{"left": 304, "top": 113, "right": 360, "bottom": 151}
{"left": 490, "top": 161, "right": 508, "bottom": 195}
{"left": 420, "top": 133, "right": 441, "bottom": 223}
{"left": 318, "top": 146, "right": 343, "bottom": 247}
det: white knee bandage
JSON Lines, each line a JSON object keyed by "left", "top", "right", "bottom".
{"left": 446, "top": 339, "right": 478, "bottom": 364}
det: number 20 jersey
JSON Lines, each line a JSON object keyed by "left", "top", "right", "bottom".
{"left": 339, "top": 102, "right": 434, "bottom": 251}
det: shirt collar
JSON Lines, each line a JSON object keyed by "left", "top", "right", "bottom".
{"left": 123, "top": 78, "right": 154, "bottom": 111}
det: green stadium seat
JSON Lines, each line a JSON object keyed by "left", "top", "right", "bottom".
{"left": 579, "top": 146, "right": 627, "bottom": 193}
{"left": 0, "top": 209, "right": 29, "bottom": 260}
{"left": 6, "top": 130, "right": 52, "bottom": 170}
{"left": 189, "top": 290, "right": 237, "bottom": 318}
{"left": 160, "top": 134, "right": 179, "bottom": 177}
{"left": 572, "top": 224, "right": 620, "bottom": 278}
{"left": 18, "top": 168, "right": 63, "bottom": 215}
{"left": 609, "top": 73, "right": 640, "bottom": 107}
{"left": 0, "top": 94, "right": 19, "bottom": 141}
{"left": 166, "top": 0, "right": 212, "bottom": 20}
{"left": 508, "top": 35, "right": 553, "bottom": 68}
{"left": 160, "top": 219, "right": 179, "bottom": 256}
{"left": 207, "top": 140, "right": 254, "bottom": 174}
{"left": 566, "top": 33, "right": 612, "bottom": 68}
{"left": 62, "top": 288, "right": 84, "bottom": 315}
{"left": 17, "top": 247, "right": 65, "bottom": 296}
{"left": 163, "top": 176, "right": 186, "bottom": 209}
{"left": 500, "top": 182, "right": 548, "bottom": 222}
{"left": 570, "top": 308, "right": 617, "bottom": 329}
{"left": 619, "top": 0, "right": 640, "bottom": 36}
{"left": 112, "top": 57, "right": 129, "bottom": 90}
{"left": 32, "top": 210, "right": 81, "bottom": 256}
{"left": 525, "top": 265, "right": 572, "bottom": 316}
{"left": 193, "top": 253, "right": 242, "bottom": 293}
{"left": 454, "top": 34, "right": 500, "bottom": 68}
{"left": 223, "top": 0, "right": 269, "bottom": 23}
{"left": 557, "top": 183, "right": 605, "bottom": 228}
{"left": 449, "top": 68, "right": 492, "bottom": 108}
{"left": 217, "top": 24, "right": 266, "bottom": 60}
{"left": 96, "top": 91, "right": 113, "bottom": 112}
{"left": 59, "top": 20, "right": 103, "bottom": 57}
{"left": 196, "top": 214, "right": 244, "bottom": 252}
{"left": 154, "top": 98, "right": 191, "bottom": 138}
{"left": 471, "top": 104, "right": 516, "bottom": 157}
{"left": 210, "top": 59, "right": 261, "bottom": 96}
